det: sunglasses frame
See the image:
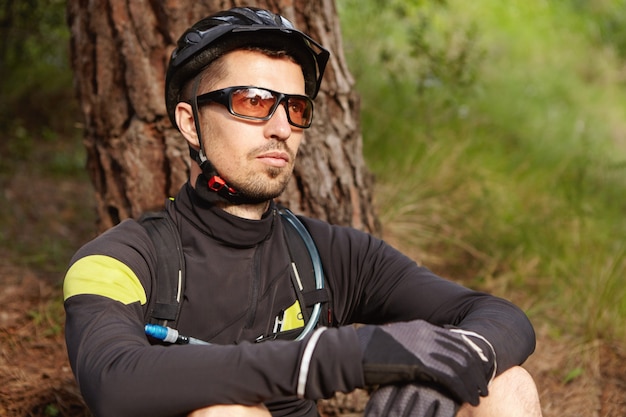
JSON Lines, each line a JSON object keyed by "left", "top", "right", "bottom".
{"left": 195, "top": 86, "right": 314, "bottom": 128}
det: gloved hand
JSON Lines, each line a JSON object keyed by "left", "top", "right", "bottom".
{"left": 356, "top": 320, "right": 496, "bottom": 406}
{"left": 364, "top": 383, "right": 460, "bottom": 417}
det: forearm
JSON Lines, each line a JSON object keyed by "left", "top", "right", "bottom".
{"left": 351, "top": 247, "right": 536, "bottom": 373}
{"left": 65, "top": 295, "right": 364, "bottom": 417}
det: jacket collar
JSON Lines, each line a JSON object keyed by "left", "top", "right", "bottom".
{"left": 171, "top": 182, "right": 277, "bottom": 248}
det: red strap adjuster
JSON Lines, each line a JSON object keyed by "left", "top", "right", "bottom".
{"left": 207, "top": 176, "right": 237, "bottom": 195}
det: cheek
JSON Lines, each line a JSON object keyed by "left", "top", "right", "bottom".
{"left": 205, "top": 140, "right": 240, "bottom": 173}
{"left": 292, "top": 133, "right": 304, "bottom": 154}
{"left": 204, "top": 129, "right": 256, "bottom": 178}
{"left": 200, "top": 115, "right": 241, "bottom": 159}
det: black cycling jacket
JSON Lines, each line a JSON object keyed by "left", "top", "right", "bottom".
{"left": 63, "top": 182, "right": 535, "bottom": 417}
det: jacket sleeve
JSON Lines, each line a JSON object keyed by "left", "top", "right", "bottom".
{"left": 64, "top": 295, "right": 363, "bottom": 417}
{"left": 63, "top": 221, "right": 364, "bottom": 417}
{"left": 301, "top": 217, "right": 536, "bottom": 375}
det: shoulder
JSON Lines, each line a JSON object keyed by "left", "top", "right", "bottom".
{"left": 70, "top": 219, "right": 154, "bottom": 265}
{"left": 64, "top": 219, "right": 156, "bottom": 305}
{"left": 295, "top": 215, "right": 386, "bottom": 252}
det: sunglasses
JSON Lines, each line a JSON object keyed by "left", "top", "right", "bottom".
{"left": 195, "top": 86, "right": 314, "bottom": 129}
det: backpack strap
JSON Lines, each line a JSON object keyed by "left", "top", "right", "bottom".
{"left": 139, "top": 211, "right": 185, "bottom": 327}
{"left": 140, "top": 206, "right": 332, "bottom": 338}
{"left": 278, "top": 207, "right": 331, "bottom": 334}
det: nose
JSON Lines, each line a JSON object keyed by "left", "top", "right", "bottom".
{"left": 264, "top": 102, "right": 292, "bottom": 141}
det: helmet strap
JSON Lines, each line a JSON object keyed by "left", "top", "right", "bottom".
{"left": 190, "top": 76, "right": 210, "bottom": 170}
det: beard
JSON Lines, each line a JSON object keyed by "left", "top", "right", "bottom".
{"left": 223, "top": 143, "right": 296, "bottom": 201}
{"left": 231, "top": 166, "right": 292, "bottom": 201}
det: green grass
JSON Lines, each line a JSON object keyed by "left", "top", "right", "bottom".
{"left": 338, "top": 0, "right": 626, "bottom": 342}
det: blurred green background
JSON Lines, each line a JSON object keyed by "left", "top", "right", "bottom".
{"left": 1, "top": 0, "right": 625, "bottom": 347}
{"left": 338, "top": 0, "right": 626, "bottom": 344}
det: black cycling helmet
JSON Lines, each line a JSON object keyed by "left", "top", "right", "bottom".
{"left": 165, "top": 7, "right": 330, "bottom": 128}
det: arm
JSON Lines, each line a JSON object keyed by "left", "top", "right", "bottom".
{"left": 65, "top": 295, "right": 363, "bottom": 416}
{"left": 63, "top": 222, "right": 364, "bottom": 417}
{"left": 300, "top": 218, "right": 535, "bottom": 406}
{"left": 302, "top": 217, "right": 536, "bottom": 374}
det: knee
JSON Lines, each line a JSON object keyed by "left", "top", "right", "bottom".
{"left": 457, "top": 366, "right": 542, "bottom": 417}
{"left": 493, "top": 366, "right": 539, "bottom": 397}
{"left": 187, "top": 404, "right": 271, "bottom": 417}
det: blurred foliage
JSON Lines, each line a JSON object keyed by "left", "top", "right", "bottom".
{"left": 567, "top": 0, "right": 626, "bottom": 60}
{"left": 338, "top": 0, "right": 485, "bottom": 168}
{"left": 0, "top": 0, "right": 91, "bottom": 275}
{"left": 338, "top": 0, "right": 626, "bottom": 342}
{"left": 0, "top": 0, "right": 78, "bottom": 157}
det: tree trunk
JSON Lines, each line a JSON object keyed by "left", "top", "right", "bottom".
{"left": 67, "top": 0, "right": 380, "bottom": 235}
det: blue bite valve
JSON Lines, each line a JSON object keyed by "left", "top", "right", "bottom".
{"left": 145, "top": 324, "right": 210, "bottom": 345}
{"left": 145, "top": 323, "right": 175, "bottom": 342}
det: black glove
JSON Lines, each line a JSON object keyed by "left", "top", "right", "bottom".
{"left": 357, "top": 320, "right": 496, "bottom": 406}
{"left": 365, "top": 383, "right": 460, "bottom": 417}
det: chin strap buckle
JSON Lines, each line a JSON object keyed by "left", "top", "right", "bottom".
{"left": 207, "top": 176, "right": 237, "bottom": 196}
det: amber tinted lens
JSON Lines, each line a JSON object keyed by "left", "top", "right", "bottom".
{"left": 230, "top": 88, "right": 276, "bottom": 118}
{"left": 229, "top": 87, "right": 313, "bottom": 128}
{"left": 286, "top": 97, "right": 313, "bottom": 127}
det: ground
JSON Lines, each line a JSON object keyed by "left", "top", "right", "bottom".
{"left": 1, "top": 173, "right": 625, "bottom": 417}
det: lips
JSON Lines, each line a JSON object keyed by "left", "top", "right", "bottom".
{"left": 256, "top": 151, "right": 290, "bottom": 167}
{"left": 258, "top": 151, "right": 289, "bottom": 161}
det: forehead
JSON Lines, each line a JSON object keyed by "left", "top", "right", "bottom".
{"left": 207, "top": 49, "right": 306, "bottom": 94}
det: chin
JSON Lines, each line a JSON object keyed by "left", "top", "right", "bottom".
{"left": 236, "top": 173, "right": 291, "bottom": 201}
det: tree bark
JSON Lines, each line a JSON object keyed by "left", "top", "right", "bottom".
{"left": 67, "top": 0, "right": 379, "bottom": 235}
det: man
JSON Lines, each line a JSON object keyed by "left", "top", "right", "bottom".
{"left": 63, "top": 7, "right": 542, "bottom": 417}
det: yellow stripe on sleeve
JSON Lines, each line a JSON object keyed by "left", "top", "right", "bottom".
{"left": 63, "top": 255, "right": 147, "bottom": 305}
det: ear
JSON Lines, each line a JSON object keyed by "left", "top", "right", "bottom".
{"left": 175, "top": 102, "right": 200, "bottom": 150}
